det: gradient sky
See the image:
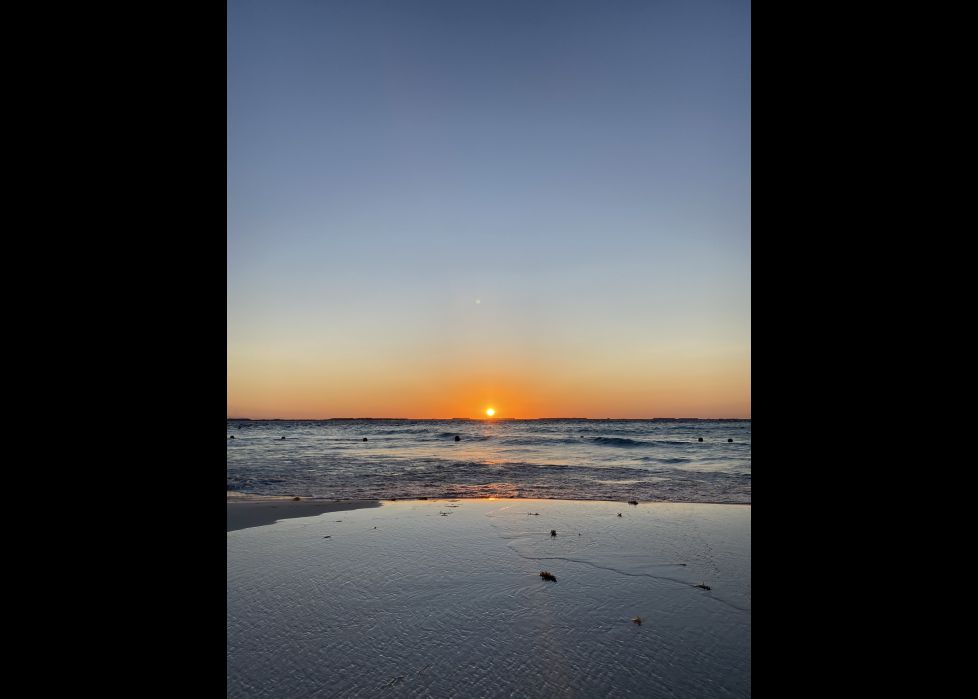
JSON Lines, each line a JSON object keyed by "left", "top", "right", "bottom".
{"left": 228, "top": 0, "right": 750, "bottom": 419}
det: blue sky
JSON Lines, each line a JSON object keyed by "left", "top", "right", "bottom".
{"left": 228, "top": 0, "right": 750, "bottom": 418}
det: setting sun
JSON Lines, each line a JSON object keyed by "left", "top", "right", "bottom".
{"left": 485, "top": 408, "right": 495, "bottom": 417}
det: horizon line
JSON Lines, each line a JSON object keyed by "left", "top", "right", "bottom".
{"left": 226, "top": 416, "right": 751, "bottom": 421}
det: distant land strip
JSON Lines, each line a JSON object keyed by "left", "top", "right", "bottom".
{"left": 227, "top": 417, "right": 751, "bottom": 422}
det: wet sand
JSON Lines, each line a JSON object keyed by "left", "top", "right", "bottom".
{"left": 227, "top": 496, "right": 381, "bottom": 532}
{"left": 228, "top": 498, "right": 750, "bottom": 697}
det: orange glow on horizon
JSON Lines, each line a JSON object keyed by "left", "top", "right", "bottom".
{"left": 227, "top": 348, "right": 750, "bottom": 419}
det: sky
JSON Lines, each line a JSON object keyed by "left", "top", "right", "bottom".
{"left": 228, "top": 0, "right": 750, "bottom": 419}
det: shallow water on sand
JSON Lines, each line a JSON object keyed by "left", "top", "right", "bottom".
{"left": 227, "top": 499, "right": 750, "bottom": 698}
{"left": 227, "top": 419, "right": 751, "bottom": 504}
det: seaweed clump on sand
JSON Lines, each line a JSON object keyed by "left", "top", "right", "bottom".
{"left": 550, "top": 529, "right": 557, "bottom": 537}
{"left": 539, "top": 571, "right": 557, "bottom": 582}
{"left": 694, "top": 582, "right": 712, "bottom": 590}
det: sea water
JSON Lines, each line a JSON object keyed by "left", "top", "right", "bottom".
{"left": 227, "top": 419, "right": 750, "bottom": 503}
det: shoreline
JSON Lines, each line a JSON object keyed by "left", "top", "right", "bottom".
{"left": 228, "top": 493, "right": 752, "bottom": 506}
{"left": 227, "top": 497, "right": 381, "bottom": 532}
{"left": 227, "top": 494, "right": 749, "bottom": 532}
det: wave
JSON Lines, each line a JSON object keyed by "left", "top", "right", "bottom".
{"left": 592, "top": 437, "right": 647, "bottom": 447}
{"left": 499, "top": 436, "right": 582, "bottom": 446}
{"left": 431, "top": 432, "right": 492, "bottom": 441}
{"left": 591, "top": 437, "right": 694, "bottom": 448}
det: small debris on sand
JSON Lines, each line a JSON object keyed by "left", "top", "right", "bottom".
{"left": 627, "top": 500, "right": 639, "bottom": 505}
{"left": 418, "top": 497, "right": 428, "bottom": 500}
{"left": 694, "top": 582, "right": 712, "bottom": 590}
{"left": 617, "top": 513, "right": 622, "bottom": 517}
{"left": 550, "top": 529, "right": 557, "bottom": 537}
{"left": 322, "top": 536, "right": 331, "bottom": 539}
{"left": 292, "top": 496, "right": 301, "bottom": 501}
{"left": 632, "top": 616, "right": 642, "bottom": 625}
{"left": 539, "top": 571, "right": 557, "bottom": 582}
{"left": 439, "top": 512, "right": 450, "bottom": 516}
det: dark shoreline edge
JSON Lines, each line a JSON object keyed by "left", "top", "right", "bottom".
{"left": 227, "top": 496, "right": 750, "bottom": 533}
{"left": 227, "top": 499, "right": 382, "bottom": 532}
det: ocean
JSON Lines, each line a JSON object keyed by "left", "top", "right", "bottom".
{"left": 227, "top": 419, "right": 750, "bottom": 503}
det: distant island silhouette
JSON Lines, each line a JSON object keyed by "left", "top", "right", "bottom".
{"left": 227, "top": 417, "right": 750, "bottom": 422}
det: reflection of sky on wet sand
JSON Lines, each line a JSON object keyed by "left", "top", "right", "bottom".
{"left": 228, "top": 498, "right": 749, "bottom": 697}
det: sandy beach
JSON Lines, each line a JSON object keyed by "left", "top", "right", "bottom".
{"left": 227, "top": 494, "right": 381, "bottom": 532}
{"left": 227, "top": 497, "right": 750, "bottom": 697}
